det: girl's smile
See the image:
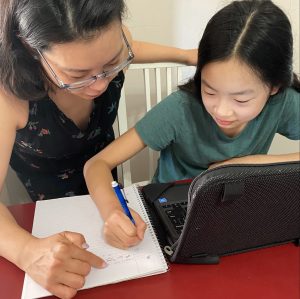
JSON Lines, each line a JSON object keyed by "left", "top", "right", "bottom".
{"left": 214, "top": 117, "right": 235, "bottom": 127}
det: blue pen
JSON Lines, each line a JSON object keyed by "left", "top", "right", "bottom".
{"left": 112, "top": 181, "right": 136, "bottom": 225}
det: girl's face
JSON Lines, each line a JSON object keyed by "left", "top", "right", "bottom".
{"left": 40, "top": 21, "right": 130, "bottom": 100}
{"left": 201, "top": 58, "right": 279, "bottom": 137}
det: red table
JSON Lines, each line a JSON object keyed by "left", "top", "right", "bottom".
{"left": 1, "top": 203, "right": 299, "bottom": 299}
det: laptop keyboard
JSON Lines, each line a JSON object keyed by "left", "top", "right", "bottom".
{"left": 162, "top": 201, "right": 188, "bottom": 234}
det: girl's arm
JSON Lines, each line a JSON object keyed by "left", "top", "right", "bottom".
{"left": 123, "top": 26, "right": 197, "bottom": 66}
{"left": 84, "top": 128, "right": 148, "bottom": 249}
{"left": 210, "top": 152, "right": 300, "bottom": 169}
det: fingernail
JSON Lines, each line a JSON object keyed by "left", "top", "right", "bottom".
{"left": 101, "top": 261, "right": 108, "bottom": 268}
{"left": 82, "top": 242, "right": 89, "bottom": 249}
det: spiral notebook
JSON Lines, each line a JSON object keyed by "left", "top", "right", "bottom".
{"left": 21, "top": 184, "right": 168, "bottom": 299}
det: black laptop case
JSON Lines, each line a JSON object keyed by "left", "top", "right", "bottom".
{"left": 142, "top": 161, "right": 300, "bottom": 264}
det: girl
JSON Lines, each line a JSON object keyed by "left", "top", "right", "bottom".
{"left": 84, "top": 0, "right": 300, "bottom": 252}
{"left": 0, "top": 0, "right": 196, "bottom": 298}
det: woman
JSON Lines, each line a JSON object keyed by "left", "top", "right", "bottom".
{"left": 0, "top": 0, "right": 196, "bottom": 298}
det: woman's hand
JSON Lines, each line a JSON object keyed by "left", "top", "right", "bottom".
{"left": 103, "top": 208, "right": 147, "bottom": 249}
{"left": 19, "top": 232, "right": 106, "bottom": 299}
{"left": 183, "top": 48, "right": 198, "bottom": 66}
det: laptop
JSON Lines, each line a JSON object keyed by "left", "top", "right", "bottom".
{"left": 142, "top": 181, "right": 191, "bottom": 244}
{"left": 141, "top": 162, "right": 300, "bottom": 264}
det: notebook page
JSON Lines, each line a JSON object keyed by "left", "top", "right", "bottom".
{"left": 21, "top": 185, "right": 167, "bottom": 299}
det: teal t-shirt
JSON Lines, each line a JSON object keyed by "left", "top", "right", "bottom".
{"left": 135, "top": 88, "right": 300, "bottom": 183}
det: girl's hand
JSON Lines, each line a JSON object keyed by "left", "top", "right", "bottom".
{"left": 19, "top": 232, "right": 106, "bottom": 299}
{"left": 103, "top": 208, "right": 147, "bottom": 249}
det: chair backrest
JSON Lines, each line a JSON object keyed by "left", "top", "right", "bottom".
{"left": 116, "top": 62, "right": 191, "bottom": 186}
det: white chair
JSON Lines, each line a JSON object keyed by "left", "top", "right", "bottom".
{"left": 116, "top": 62, "right": 193, "bottom": 186}
{"left": 0, "top": 167, "right": 31, "bottom": 205}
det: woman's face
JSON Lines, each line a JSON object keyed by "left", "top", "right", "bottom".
{"left": 40, "top": 21, "right": 129, "bottom": 100}
{"left": 201, "top": 58, "right": 278, "bottom": 137}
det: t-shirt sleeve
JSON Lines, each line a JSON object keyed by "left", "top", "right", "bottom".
{"left": 135, "top": 92, "right": 187, "bottom": 151}
{"left": 277, "top": 88, "right": 300, "bottom": 140}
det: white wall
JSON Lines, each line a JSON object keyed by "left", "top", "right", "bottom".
{"left": 126, "top": 0, "right": 299, "bottom": 71}
{"left": 124, "top": 0, "right": 300, "bottom": 182}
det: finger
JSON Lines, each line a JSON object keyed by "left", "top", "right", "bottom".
{"left": 61, "top": 231, "right": 87, "bottom": 248}
{"left": 136, "top": 223, "right": 147, "bottom": 240}
{"left": 113, "top": 211, "right": 146, "bottom": 244}
{"left": 70, "top": 245, "right": 107, "bottom": 269}
{"left": 64, "top": 259, "right": 91, "bottom": 276}
{"left": 107, "top": 214, "right": 141, "bottom": 246}
{"left": 104, "top": 223, "right": 140, "bottom": 248}
{"left": 131, "top": 211, "right": 147, "bottom": 240}
{"left": 55, "top": 271, "right": 86, "bottom": 290}
{"left": 104, "top": 232, "right": 129, "bottom": 250}
{"left": 47, "top": 283, "right": 77, "bottom": 299}
{"left": 109, "top": 211, "right": 137, "bottom": 237}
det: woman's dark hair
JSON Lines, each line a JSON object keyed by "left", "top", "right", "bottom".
{"left": 180, "top": 0, "right": 300, "bottom": 97}
{"left": 0, "top": 0, "right": 126, "bottom": 100}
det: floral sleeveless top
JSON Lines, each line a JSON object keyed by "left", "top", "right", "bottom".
{"left": 10, "top": 72, "right": 124, "bottom": 201}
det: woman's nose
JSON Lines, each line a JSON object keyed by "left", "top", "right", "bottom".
{"left": 89, "top": 77, "right": 110, "bottom": 92}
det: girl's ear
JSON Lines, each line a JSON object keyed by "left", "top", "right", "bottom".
{"left": 270, "top": 86, "right": 280, "bottom": 95}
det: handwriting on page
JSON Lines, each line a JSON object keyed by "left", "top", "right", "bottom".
{"left": 88, "top": 237, "right": 152, "bottom": 266}
{"left": 103, "top": 251, "right": 152, "bottom": 265}
{"left": 104, "top": 252, "right": 133, "bottom": 264}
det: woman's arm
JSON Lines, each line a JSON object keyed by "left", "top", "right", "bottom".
{"left": 132, "top": 41, "right": 197, "bottom": 66}
{"left": 0, "top": 90, "right": 105, "bottom": 299}
{"left": 123, "top": 26, "right": 197, "bottom": 66}
{"left": 0, "top": 90, "right": 34, "bottom": 268}
{"left": 84, "top": 128, "right": 147, "bottom": 249}
{"left": 0, "top": 203, "right": 105, "bottom": 299}
{"left": 0, "top": 203, "right": 34, "bottom": 265}
{"left": 210, "top": 152, "right": 300, "bottom": 169}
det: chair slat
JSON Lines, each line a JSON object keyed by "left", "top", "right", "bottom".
{"left": 144, "top": 69, "right": 151, "bottom": 111}
{"left": 118, "top": 89, "right": 128, "bottom": 135}
{"left": 117, "top": 63, "right": 190, "bottom": 186}
{"left": 117, "top": 89, "right": 132, "bottom": 184}
{"left": 155, "top": 68, "right": 162, "bottom": 103}
{"left": 177, "top": 67, "right": 182, "bottom": 84}
{"left": 166, "top": 68, "right": 172, "bottom": 95}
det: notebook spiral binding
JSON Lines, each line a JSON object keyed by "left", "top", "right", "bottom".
{"left": 134, "top": 184, "right": 170, "bottom": 269}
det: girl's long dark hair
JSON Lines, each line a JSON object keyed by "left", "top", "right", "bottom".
{"left": 0, "top": 0, "right": 125, "bottom": 100}
{"left": 180, "top": 0, "right": 300, "bottom": 97}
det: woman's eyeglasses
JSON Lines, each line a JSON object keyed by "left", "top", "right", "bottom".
{"left": 37, "top": 29, "right": 134, "bottom": 91}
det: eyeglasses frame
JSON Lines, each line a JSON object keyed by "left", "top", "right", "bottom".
{"left": 36, "top": 29, "right": 134, "bottom": 90}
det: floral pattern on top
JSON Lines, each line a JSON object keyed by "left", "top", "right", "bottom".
{"left": 10, "top": 72, "right": 124, "bottom": 201}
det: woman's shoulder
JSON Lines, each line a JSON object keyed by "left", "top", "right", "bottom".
{"left": 0, "top": 88, "right": 29, "bottom": 130}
